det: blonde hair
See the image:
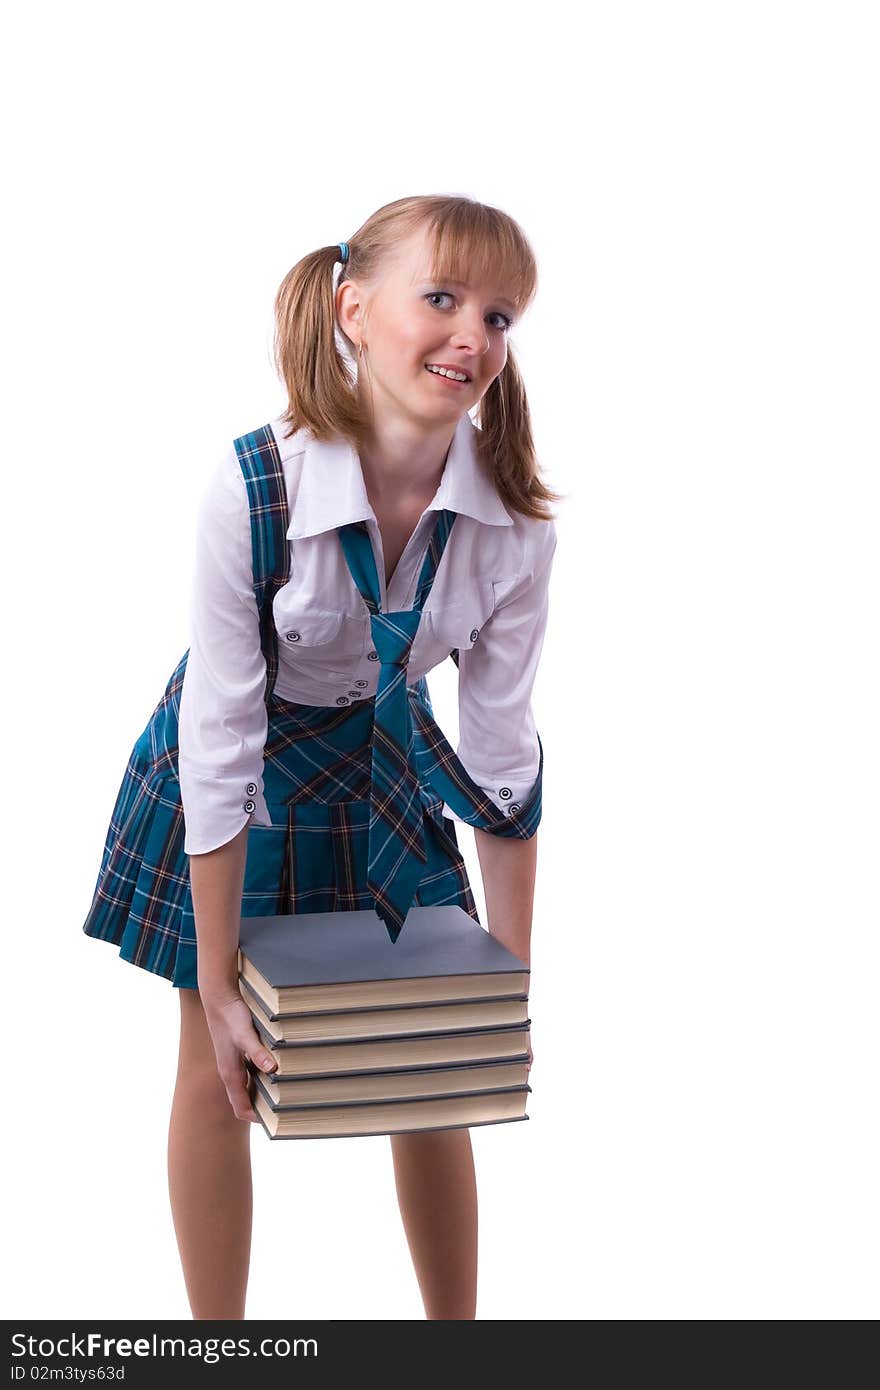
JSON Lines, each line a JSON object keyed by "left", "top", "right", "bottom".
{"left": 273, "top": 194, "right": 563, "bottom": 522}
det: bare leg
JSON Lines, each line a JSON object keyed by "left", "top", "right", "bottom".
{"left": 389, "top": 1128, "right": 478, "bottom": 1319}
{"left": 167, "top": 987, "right": 254, "bottom": 1319}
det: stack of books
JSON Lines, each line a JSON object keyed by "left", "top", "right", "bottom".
{"left": 238, "top": 904, "right": 532, "bottom": 1140}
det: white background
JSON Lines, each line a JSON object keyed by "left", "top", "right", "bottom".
{"left": 3, "top": 0, "right": 877, "bottom": 1320}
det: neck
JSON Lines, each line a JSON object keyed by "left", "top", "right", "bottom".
{"left": 357, "top": 414, "right": 457, "bottom": 506}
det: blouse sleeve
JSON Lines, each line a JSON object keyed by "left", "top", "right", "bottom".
{"left": 441, "top": 518, "right": 557, "bottom": 826}
{"left": 177, "top": 446, "right": 274, "bottom": 855}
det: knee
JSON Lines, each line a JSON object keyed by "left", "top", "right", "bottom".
{"left": 175, "top": 989, "right": 248, "bottom": 1122}
{"left": 390, "top": 1126, "right": 472, "bottom": 1156}
{"left": 172, "top": 1055, "right": 253, "bottom": 1135}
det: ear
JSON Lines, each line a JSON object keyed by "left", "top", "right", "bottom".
{"left": 336, "top": 280, "right": 363, "bottom": 345}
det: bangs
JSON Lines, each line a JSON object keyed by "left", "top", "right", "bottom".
{"left": 419, "top": 206, "right": 537, "bottom": 315}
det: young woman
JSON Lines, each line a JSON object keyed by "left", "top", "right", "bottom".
{"left": 83, "top": 193, "right": 561, "bottom": 1320}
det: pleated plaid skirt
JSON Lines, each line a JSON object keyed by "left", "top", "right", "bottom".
{"left": 82, "top": 658, "right": 478, "bottom": 991}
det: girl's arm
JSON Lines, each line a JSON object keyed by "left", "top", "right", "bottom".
{"left": 442, "top": 518, "right": 556, "bottom": 977}
{"left": 473, "top": 829, "right": 537, "bottom": 968}
{"left": 189, "top": 821, "right": 279, "bottom": 1117}
{"left": 189, "top": 821, "right": 250, "bottom": 997}
{"left": 440, "top": 519, "right": 557, "bottom": 828}
{"left": 178, "top": 446, "right": 273, "bottom": 859}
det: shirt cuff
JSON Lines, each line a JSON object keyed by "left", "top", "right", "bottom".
{"left": 439, "top": 765, "right": 539, "bottom": 826}
{"left": 180, "top": 768, "right": 274, "bottom": 855}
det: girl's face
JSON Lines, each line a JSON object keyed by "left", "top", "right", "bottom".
{"left": 337, "top": 225, "right": 518, "bottom": 426}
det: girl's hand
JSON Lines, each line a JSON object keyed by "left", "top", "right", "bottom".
{"left": 199, "top": 987, "right": 278, "bottom": 1122}
{"left": 526, "top": 1032, "right": 534, "bottom": 1072}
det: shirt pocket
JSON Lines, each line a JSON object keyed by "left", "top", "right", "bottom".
{"left": 425, "top": 579, "right": 497, "bottom": 656}
{"left": 276, "top": 607, "right": 367, "bottom": 672}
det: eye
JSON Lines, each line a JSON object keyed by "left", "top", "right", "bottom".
{"left": 424, "top": 291, "right": 512, "bottom": 331}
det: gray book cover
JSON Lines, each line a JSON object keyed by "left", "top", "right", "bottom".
{"left": 237, "top": 904, "right": 530, "bottom": 990}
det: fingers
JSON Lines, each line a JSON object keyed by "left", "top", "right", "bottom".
{"left": 245, "top": 1027, "right": 278, "bottom": 1076}
{"left": 208, "top": 1003, "right": 279, "bottom": 1123}
{"left": 227, "top": 998, "right": 278, "bottom": 1075}
{"left": 218, "top": 1053, "right": 259, "bottom": 1122}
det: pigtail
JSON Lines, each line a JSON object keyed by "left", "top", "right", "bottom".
{"left": 273, "top": 246, "right": 365, "bottom": 447}
{"left": 476, "top": 345, "right": 563, "bottom": 521}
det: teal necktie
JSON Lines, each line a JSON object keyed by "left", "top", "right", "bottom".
{"left": 338, "top": 513, "right": 456, "bottom": 942}
{"left": 367, "top": 606, "right": 427, "bottom": 939}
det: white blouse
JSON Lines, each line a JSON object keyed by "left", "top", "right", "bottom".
{"left": 178, "top": 409, "right": 557, "bottom": 854}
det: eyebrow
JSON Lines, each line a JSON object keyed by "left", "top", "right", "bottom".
{"left": 423, "top": 278, "right": 518, "bottom": 314}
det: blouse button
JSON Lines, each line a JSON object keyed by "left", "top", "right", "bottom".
{"left": 470, "top": 628, "right": 480, "bottom": 643}
{"left": 244, "top": 800, "right": 256, "bottom": 813}
{"left": 285, "top": 631, "right": 301, "bottom": 643}
{"left": 508, "top": 802, "right": 522, "bottom": 815}
{"left": 355, "top": 679, "right": 368, "bottom": 687}
{"left": 499, "top": 786, "right": 512, "bottom": 800}
{"left": 368, "top": 650, "right": 379, "bottom": 661}
{"left": 245, "top": 783, "right": 257, "bottom": 796}
{"left": 336, "top": 696, "right": 350, "bottom": 705}
{"left": 348, "top": 690, "right": 362, "bottom": 698}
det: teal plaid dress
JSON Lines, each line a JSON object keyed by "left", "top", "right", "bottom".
{"left": 82, "top": 423, "right": 543, "bottom": 990}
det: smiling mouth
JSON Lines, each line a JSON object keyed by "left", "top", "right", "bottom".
{"left": 424, "top": 364, "right": 472, "bottom": 384}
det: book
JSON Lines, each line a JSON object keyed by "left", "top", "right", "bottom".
{"left": 249, "top": 1069, "right": 532, "bottom": 1140}
{"left": 240, "top": 973, "right": 528, "bottom": 1045}
{"left": 240, "top": 1022, "right": 532, "bottom": 1079}
{"left": 248, "top": 1055, "right": 531, "bottom": 1105}
{"left": 237, "top": 904, "right": 529, "bottom": 1016}
{"left": 235, "top": 905, "right": 534, "bottom": 1140}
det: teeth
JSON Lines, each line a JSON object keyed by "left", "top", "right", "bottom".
{"left": 426, "top": 364, "right": 469, "bottom": 382}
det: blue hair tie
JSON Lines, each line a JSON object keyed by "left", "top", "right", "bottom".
{"left": 338, "top": 242, "right": 349, "bottom": 264}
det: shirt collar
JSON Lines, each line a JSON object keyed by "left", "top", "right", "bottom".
{"left": 281, "top": 410, "right": 514, "bottom": 541}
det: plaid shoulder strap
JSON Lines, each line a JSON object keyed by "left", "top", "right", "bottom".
{"left": 232, "top": 424, "right": 291, "bottom": 705}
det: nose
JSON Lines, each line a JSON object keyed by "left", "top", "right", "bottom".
{"left": 447, "top": 308, "right": 491, "bottom": 355}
